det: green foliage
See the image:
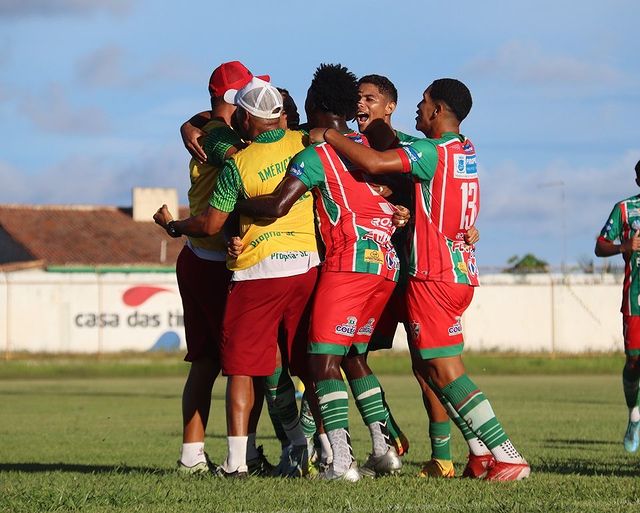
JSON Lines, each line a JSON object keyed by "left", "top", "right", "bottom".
{"left": 1, "top": 373, "right": 638, "bottom": 512}
{"left": 504, "top": 253, "right": 550, "bottom": 274}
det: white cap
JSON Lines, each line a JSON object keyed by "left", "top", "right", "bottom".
{"left": 225, "top": 77, "right": 283, "bottom": 120}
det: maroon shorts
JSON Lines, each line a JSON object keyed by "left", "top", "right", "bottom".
{"left": 623, "top": 315, "right": 640, "bottom": 356}
{"left": 406, "top": 279, "right": 474, "bottom": 359}
{"left": 176, "top": 245, "right": 232, "bottom": 363}
{"left": 221, "top": 267, "right": 318, "bottom": 377}
{"left": 308, "top": 271, "right": 396, "bottom": 356}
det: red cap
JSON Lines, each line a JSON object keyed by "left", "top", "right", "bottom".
{"left": 208, "top": 60, "right": 270, "bottom": 98}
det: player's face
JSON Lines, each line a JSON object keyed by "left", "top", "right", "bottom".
{"left": 415, "top": 88, "right": 436, "bottom": 136}
{"left": 356, "top": 83, "right": 395, "bottom": 132}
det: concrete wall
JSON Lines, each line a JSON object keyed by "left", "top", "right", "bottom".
{"left": 0, "top": 270, "right": 626, "bottom": 355}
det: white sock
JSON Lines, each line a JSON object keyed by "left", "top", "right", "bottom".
{"left": 630, "top": 406, "right": 640, "bottom": 423}
{"left": 318, "top": 433, "right": 333, "bottom": 464}
{"left": 246, "top": 433, "right": 259, "bottom": 460}
{"left": 490, "top": 439, "right": 525, "bottom": 464}
{"left": 368, "top": 421, "right": 388, "bottom": 457}
{"left": 467, "top": 437, "right": 491, "bottom": 456}
{"left": 180, "top": 442, "right": 205, "bottom": 467}
{"left": 326, "top": 428, "right": 353, "bottom": 474}
{"left": 225, "top": 436, "right": 248, "bottom": 472}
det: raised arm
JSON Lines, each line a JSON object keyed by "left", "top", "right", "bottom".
{"left": 235, "top": 175, "right": 309, "bottom": 219}
{"left": 310, "top": 124, "right": 406, "bottom": 175}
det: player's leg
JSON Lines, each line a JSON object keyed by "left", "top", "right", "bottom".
{"left": 622, "top": 315, "right": 640, "bottom": 452}
{"left": 175, "top": 247, "right": 228, "bottom": 473}
{"left": 307, "top": 271, "right": 365, "bottom": 481}
{"left": 365, "top": 283, "right": 410, "bottom": 456}
{"left": 408, "top": 279, "right": 529, "bottom": 481}
{"left": 219, "top": 278, "right": 284, "bottom": 476}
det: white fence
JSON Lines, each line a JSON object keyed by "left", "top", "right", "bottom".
{"left": 0, "top": 270, "right": 626, "bottom": 355}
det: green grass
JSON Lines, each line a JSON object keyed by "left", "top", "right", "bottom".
{"left": 0, "top": 351, "right": 626, "bottom": 379}
{"left": 1, "top": 367, "right": 639, "bottom": 512}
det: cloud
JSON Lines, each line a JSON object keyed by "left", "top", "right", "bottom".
{"left": 0, "top": 0, "right": 132, "bottom": 17}
{"left": 76, "top": 45, "right": 126, "bottom": 87}
{"left": 0, "top": 143, "right": 188, "bottom": 205}
{"left": 480, "top": 150, "right": 640, "bottom": 240}
{"left": 465, "top": 41, "right": 624, "bottom": 86}
{"left": 75, "top": 45, "right": 200, "bottom": 89}
{"left": 20, "top": 83, "right": 110, "bottom": 134}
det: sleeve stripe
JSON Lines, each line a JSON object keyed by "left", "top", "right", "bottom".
{"left": 395, "top": 148, "right": 412, "bottom": 173}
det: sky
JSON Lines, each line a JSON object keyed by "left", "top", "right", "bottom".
{"left": 1, "top": 0, "right": 638, "bottom": 269}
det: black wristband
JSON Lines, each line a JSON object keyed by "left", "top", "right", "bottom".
{"left": 166, "top": 221, "right": 180, "bottom": 238}
{"left": 323, "top": 128, "right": 331, "bottom": 141}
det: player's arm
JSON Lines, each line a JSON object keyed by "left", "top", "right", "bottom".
{"left": 235, "top": 175, "right": 308, "bottom": 219}
{"left": 153, "top": 204, "right": 229, "bottom": 237}
{"left": 181, "top": 110, "right": 212, "bottom": 164}
{"left": 310, "top": 123, "right": 406, "bottom": 175}
{"left": 596, "top": 232, "right": 640, "bottom": 257}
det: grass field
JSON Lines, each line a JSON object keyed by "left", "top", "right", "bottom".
{"left": 1, "top": 353, "right": 639, "bottom": 512}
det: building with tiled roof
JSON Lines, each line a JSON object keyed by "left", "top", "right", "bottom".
{"left": 0, "top": 188, "right": 187, "bottom": 271}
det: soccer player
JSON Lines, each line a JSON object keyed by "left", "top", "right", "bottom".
{"left": 311, "top": 78, "right": 531, "bottom": 481}
{"left": 595, "top": 160, "right": 640, "bottom": 453}
{"left": 356, "top": 74, "right": 485, "bottom": 478}
{"left": 171, "top": 60, "right": 272, "bottom": 475}
{"left": 155, "top": 77, "right": 320, "bottom": 477}
{"left": 235, "top": 64, "right": 406, "bottom": 481}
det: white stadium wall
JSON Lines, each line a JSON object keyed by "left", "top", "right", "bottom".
{"left": 0, "top": 270, "right": 626, "bottom": 355}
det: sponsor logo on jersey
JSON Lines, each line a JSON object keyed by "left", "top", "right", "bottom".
{"left": 457, "top": 261, "right": 468, "bottom": 274}
{"left": 632, "top": 219, "right": 640, "bottom": 231}
{"left": 386, "top": 248, "right": 400, "bottom": 270}
{"left": 453, "top": 154, "right": 478, "bottom": 179}
{"left": 402, "top": 146, "right": 422, "bottom": 162}
{"left": 371, "top": 217, "right": 393, "bottom": 228}
{"left": 364, "top": 249, "right": 385, "bottom": 265}
{"left": 335, "top": 316, "right": 358, "bottom": 337}
{"left": 288, "top": 161, "right": 304, "bottom": 177}
{"left": 448, "top": 317, "right": 462, "bottom": 336}
{"left": 629, "top": 208, "right": 640, "bottom": 218}
{"left": 362, "top": 229, "right": 392, "bottom": 246}
{"left": 357, "top": 318, "right": 375, "bottom": 336}
{"left": 468, "top": 259, "right": 478, "bottom": 276}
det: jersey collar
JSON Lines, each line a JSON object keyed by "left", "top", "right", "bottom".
{"left": 254, "top": 128, "right": 285, "bottom": 143}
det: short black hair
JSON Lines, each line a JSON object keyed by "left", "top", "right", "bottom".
{"left": 277, "top": 87, "right": 300, "bottom": 129}
{"left": 635, "top": 160, "right": 640, "bottom": 177}
{"left": 429, "top": 78, "right": 472, "bottom": 122}
{"left": 358, "top": 74, "right": 398, "bottom": 103}
{"left": 309, "top": 63, "right": 358, "bottom": 120}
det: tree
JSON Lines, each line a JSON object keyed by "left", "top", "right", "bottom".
{"left": 504, "top": 253, "right": 549, "bottom": 274}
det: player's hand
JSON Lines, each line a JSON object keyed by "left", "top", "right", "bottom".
{"left": 181, "top": 122, "right": 207, "bottom": 164}
{"left": 370, "top": 183, "right": 392, "bottom": 198}
{"left": 622, "top": 230, "right": 640, "bottom": 254}
{"left": 465, "top": 225, "right": 480, "bottom": 245}
{"left": 153, "top": 204, "right": 173, "bottom": 229}
{"left": 392, "top": 205, "right": 410, "bottom": 228}
{"left": 227, "top": 236, "right": 244, "bottom": 258}
{"left": 309, "top": 128, "right": 327, "bottom": 144}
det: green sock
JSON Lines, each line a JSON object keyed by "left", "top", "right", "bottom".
{"left": 381, "top": 387, "right": 404, "bottom": 445}
{"left": 440, "top": 374, "right": 508, "bottom": 450}
{"left": 316, "top": 379, "right": 349, "bottom": 431}
{"left": 429, "top": 421, "right": 451, "bottom": 460}
{"left": 622, "top": 366, "right": 640, "bottom": 409}
{"left": 299, "top": 392, "right": 317, "bottom": 438}
{"left": 264, "top": 367, "right": 303, "bottom": 444}
{"left": 348, "top": 374, "right": 386, "bottom": 425}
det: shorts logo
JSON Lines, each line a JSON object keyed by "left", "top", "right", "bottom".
{"left": 364, "top": 249, "right": 385, "bottom": 265}
{"left": 357, "top": 318, "right": 375, "bottom": 336}
{"left": 335, "top": 316, "right": 358, "bottom": 337}
{"left": 410, "top": 321, "right": 421, "bottom": 340}
{"left": 448, "top": 317, "right": 462, "bottom": 337}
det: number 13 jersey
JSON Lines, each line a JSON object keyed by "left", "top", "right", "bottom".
{"left": 394, "top": 132, "right": 480, "bottom": 285}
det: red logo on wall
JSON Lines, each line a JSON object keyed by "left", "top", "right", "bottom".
{"left": 122, "top": 286, "right": 170, "bottom": 307}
